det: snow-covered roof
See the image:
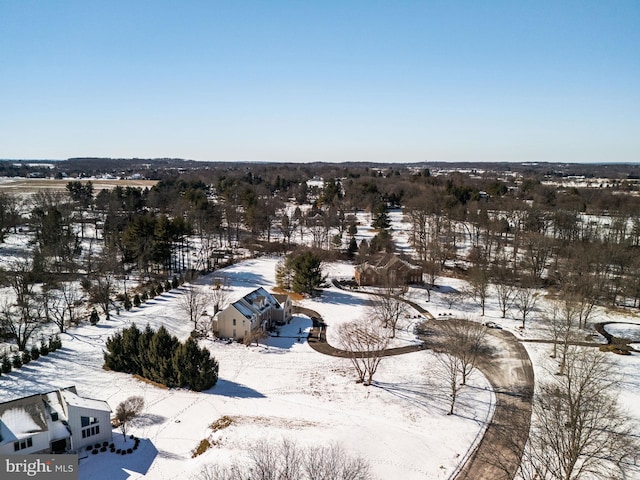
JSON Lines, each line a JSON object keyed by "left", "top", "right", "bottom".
{"left": 0, "top": 394, "right": 48, "bottom": 442}
{"left": 0, "top": 387, "right": 109, "bottom": 445}
{"left": 61, "top": 391, "right": 111, "bottom": 412}
{"left": 232, "top": 299, "right": 258, "bottom": 319}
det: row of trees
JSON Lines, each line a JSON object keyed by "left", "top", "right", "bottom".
{"left": 103, "top": 324, "right": 219, "bottom": 391}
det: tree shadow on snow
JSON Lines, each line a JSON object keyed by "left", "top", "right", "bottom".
{"left": 208, "top": 379, "right": 266, "bottom": 398}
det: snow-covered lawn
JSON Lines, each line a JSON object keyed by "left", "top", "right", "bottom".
{"left": 0, "top": 257, "right": 492, "bottom": 480}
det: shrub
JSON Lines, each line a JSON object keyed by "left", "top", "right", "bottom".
{"left": 133, "top": 294, "right": 141, "bottom": 307}
{"left": 50, "top": 335, "right": 62, "bottom": 351}
{"left": 141, "top": 291, "right": 148, "bottom": 302}
{"left": 1, "top": 355, "right": 12, "bottom": 373}
{"left": 21, "top": 350, "right": 31, "bottom": 364}
{"left": 40, "top": 339, "right": 49, "bottom": 356}
{"left": 12, "top": 355, "right": 22, "bottom": 369}
{"left": 123, "top": 294, "right": 132, "bottom": 311}
{"left": 100, "top": 446, "right": 107, "bottom": 452}
{"left": 172, "top": 276, "right": 179, "bottom": 289}
{"left": 165, "top": 280, "right": 172, "bottom": 292}
{"left": 90, "top": 309, "right": 100, "bottom": 325}
{"left": 127, "top": 448, "right": 133, "bottom": 454}
{"left": 156, "top": 283, "right": 164, "bottom": 294}
{"left": 92, "top": 449, "right": 98, "bottom": 455}
{"left": 30, "top": 345, "right": 40, "bottom": 360}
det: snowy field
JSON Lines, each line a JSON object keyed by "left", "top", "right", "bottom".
{"left": 1, "top": 203, "right": 639, "bottom": 479}
{"left": 0, "top": 257, "right": 493, "bottom": 480}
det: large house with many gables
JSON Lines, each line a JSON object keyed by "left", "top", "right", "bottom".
{"left": 214, "top": 287, "right": 292, "bottom": 341}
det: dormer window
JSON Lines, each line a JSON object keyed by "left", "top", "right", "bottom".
{"left": 51, "top": 411, "right": 59, "bottom": 421}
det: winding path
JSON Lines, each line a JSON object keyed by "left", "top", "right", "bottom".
{"left": 298, "top": 296, "right": 535, "bottom": 480}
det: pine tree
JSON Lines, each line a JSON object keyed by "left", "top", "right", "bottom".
{"left": 104, "top": 331, "right": 125, "bottom": 371}
{"left": 289, "top": 250, "right": 325, "bottom": 295}
{"left": 12, "top": 354, "right": 22, "bottom": 369}
{"left": 2, "top": 355, "right": 12, "bottom": 373}
{"left": 173, "top": 338, "right": 219, "bottom": 391}
{"left": 133, "top": 294, "right": 141, "bottom": 307}
{"left": 147, "top": 326, "right": 179, "bottom": 386}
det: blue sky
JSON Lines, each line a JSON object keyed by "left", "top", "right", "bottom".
{"left": 1, "top": 1, "right": 638, "bottom": 163}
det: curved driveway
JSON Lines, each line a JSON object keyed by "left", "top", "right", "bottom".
{"left": 300, "top": 296, "right": 535, "bottom": 480}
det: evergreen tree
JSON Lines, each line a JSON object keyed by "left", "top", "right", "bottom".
{"left": 104, "top": 331, "right": 125, "bottom": 371}
{"left": 121, "top": 324, "right": 141, "bottom": 373}
{"left": 21, "top": 350, "right": 31, "bottom": 364}
{"left": 39, "top": 338, "right": 49, "bottom": 356}
{"left": 371, "top": 203, "right": 391, "bottom": 231}
{"left": 123, "top": 293, "right": 132, "bottom": 311}
{"left": 133, "top": 293, "right": 141, "bottom": 307}
{"left": 136, "top": 324, "right": 154, "bottom": 376}
{"left": 289, "top": 250, "right": 325, "bottom": 295}
{"left": 12, "top": 354, "right": 22, "bottom": 369}
{"left": 90, "top": 308, "right": 100, "bottom": 325}
{"left": 173, "top": 338, "right": 219, "bottom": 391}
{"left": 2, "top": 355, "right": 12, "bottom": 373}
{"left": 146, "top": 326, "right": 179, "bottom": 386}
{"left": 30, "top": 345, "right": 40, "bottom": 360}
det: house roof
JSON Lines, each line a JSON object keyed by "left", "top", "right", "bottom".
{"left": 0, "top": 395, "right": 48, "bottom": 442}
{"left": 228, "top": 287, "right": 286, "bottom": 318}
{"left": 0, "top": 387, "right": 109, "bottom": 445}
{"left": 61, "top": 391, "right": 111, "bottom": 412}
{"left": 357, "top": 253, "right": 421, "bottom": 272}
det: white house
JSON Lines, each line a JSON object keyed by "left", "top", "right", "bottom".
{"left": 0, "top": 386, "right": 112, "bottom": 454}
{"left": 214, "top": 287, "right": 292, "bottom": 341}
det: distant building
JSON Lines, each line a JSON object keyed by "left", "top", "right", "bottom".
{"left": 214, "top": 287, "right": 292, "bottom": 341}
{"left": 0, "top": 387, "right": 112, "bottom": 455}
{"left": 355, "top": 253, "right": 423, "bottom": 287}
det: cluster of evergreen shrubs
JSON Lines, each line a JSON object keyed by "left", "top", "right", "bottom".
{"left": 1, "top": 335, "right": 62, "bottom": 375}
{"left": 103, "top": 323, "right": 218, "bottom": 392}
{"left": 119, "top": 276, "right": 183, "bottom": 311}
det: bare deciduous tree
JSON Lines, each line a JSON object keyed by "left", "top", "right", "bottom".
{"left": 446, "top": 319, "right": 487, "bottom": 385}
{"left": 368, "top": 282, "right": 408, "bottom": 338}
{"left": 44, "top": 282, "right": 82, "bottom": 333}
{"left": 210, "top": 276, "right": 230, "bottom": 315}
{"left": 514, "top": 285, "right": 539, "bottom": 329}
{"left": 1, "top": 259, "right": 46, "bottom": 350}
{"left": 178, "top": 285, "right": 210, "bottom": 332}
{"left": 543, "top": 299, "right": 580, "bottom": 375}
{"left": 114, "top": 396, "right": 145, "bottom": 442}
{"left": 338, "top": 318, "right": 390, "bottom": 386}
{"left": 193, "top": 439, "right": 372, "bottom": 480}
{"left": 521, "top": 347, "right": 639, "bottom": 480}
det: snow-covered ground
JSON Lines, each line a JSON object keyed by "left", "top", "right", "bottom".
{"left": 0, "top": 258, "right": 492, "bottom": 480}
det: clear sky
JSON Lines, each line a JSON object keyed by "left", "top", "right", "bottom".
{"left": 1, "top": 1, "right": 638, "bottom": 163}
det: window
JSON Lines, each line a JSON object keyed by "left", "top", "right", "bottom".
{"left": 14, "top": 437, "right": 33, "bottom": 451}
{"left": 51, "top": 411, "right": 59, "bottom": 421}
{"left": 81, "top": 425, "right": 100, "bottom": 438}
{"left": 232, "top": 319, "right": 236, "bottom": 326}
{"left": 81, "top": 416, "right": 98, "bottom": 427}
